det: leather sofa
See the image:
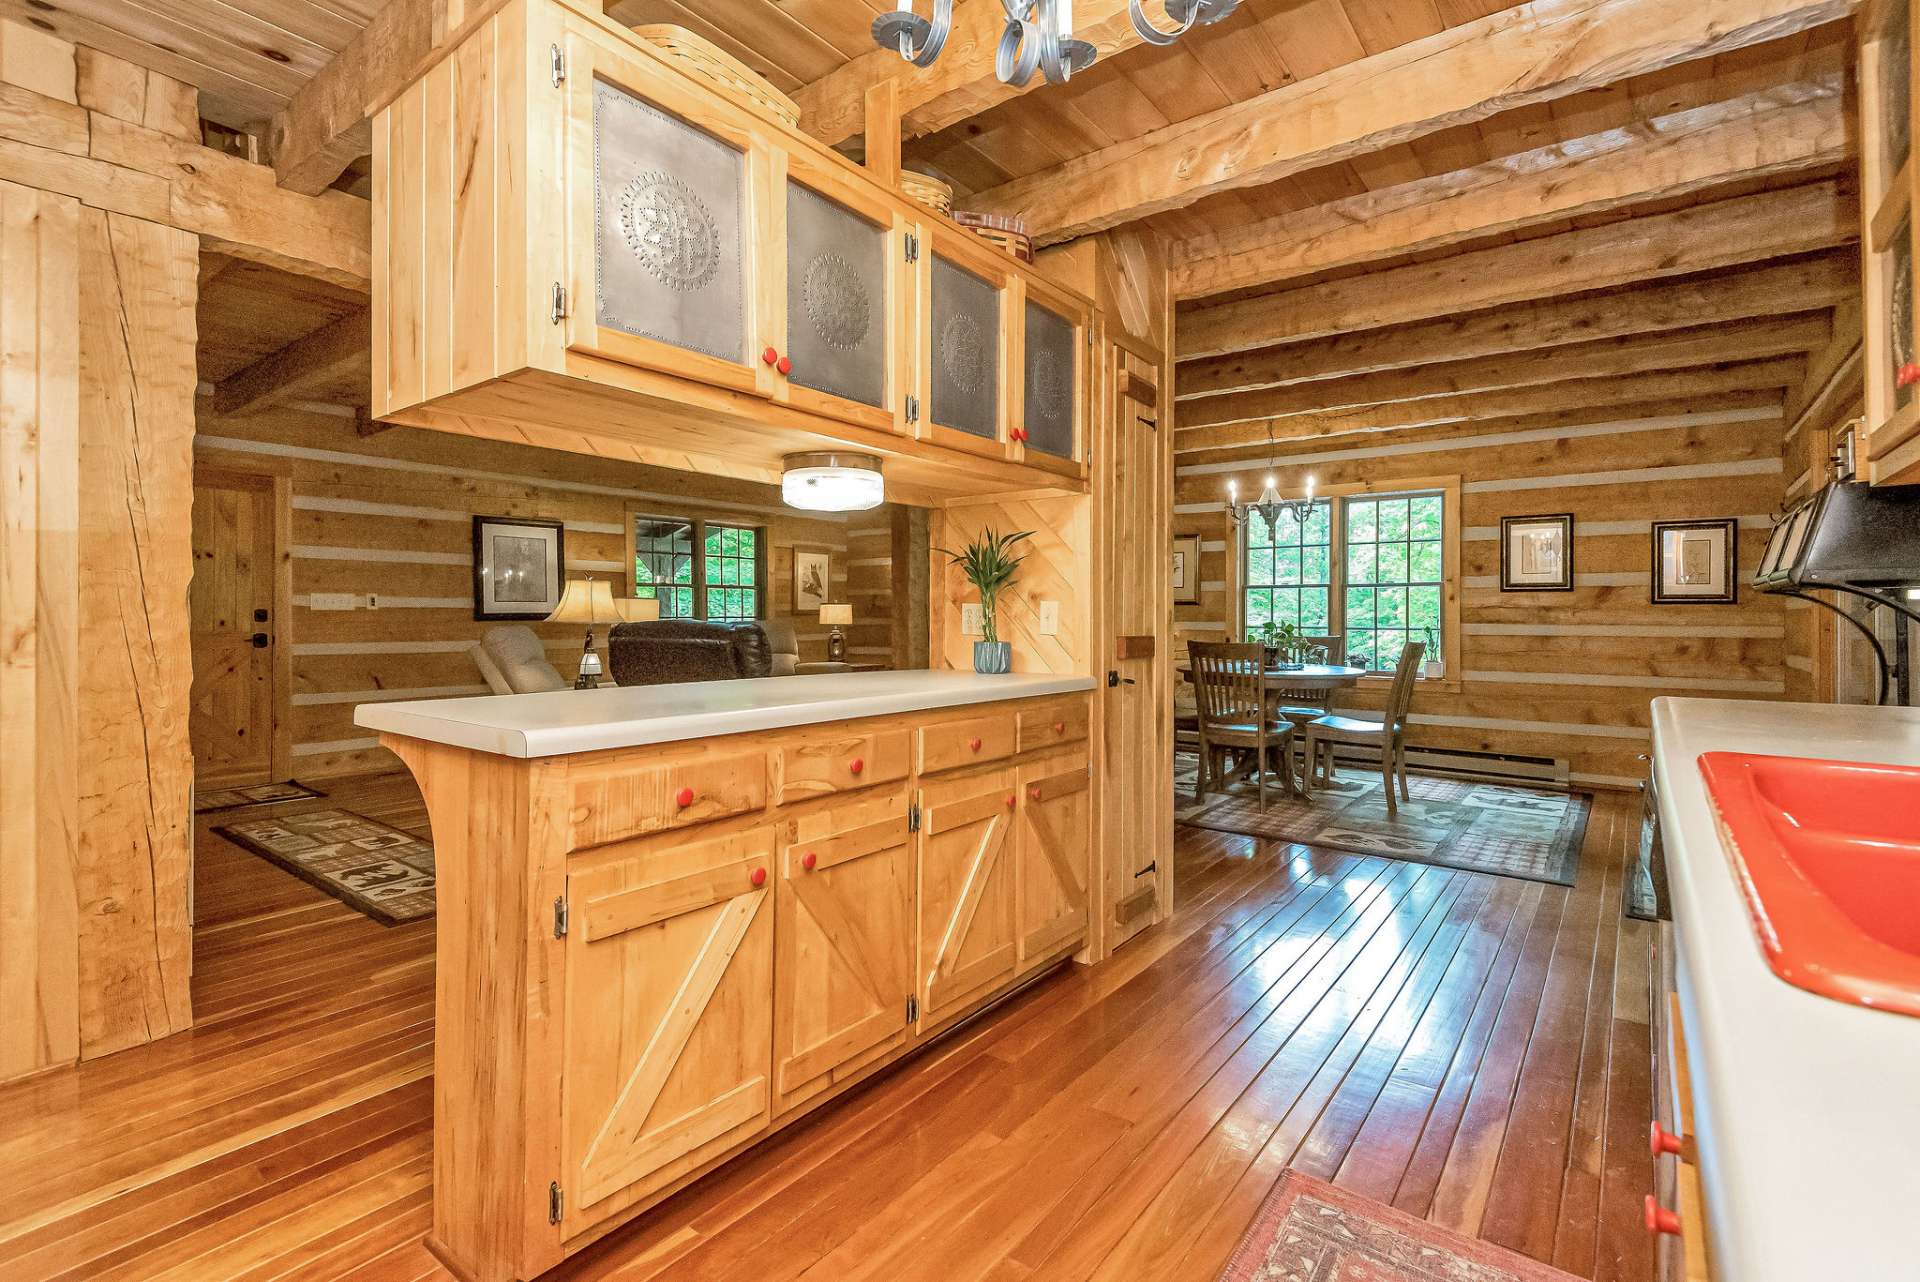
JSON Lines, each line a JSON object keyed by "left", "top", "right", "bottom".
{"left": 608, "top": 619, "right": 774, "bottom": 686}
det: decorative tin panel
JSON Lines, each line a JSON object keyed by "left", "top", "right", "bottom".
{"left": 1884, "top": 18, "right": 1911, "bottom": 175}
{"left": 785, "top": 182, "right": 886, "bottom": 408}
{"left": 1023, "top": 300, "right": 1076, "bottom": 458}
{"left": 593, "top": 79, "right": 745, "bottom": 364}
{"left": 930, "top": 255, "right": 999, "bottom": 439}
{"left": 1894, "top": 217, "right": 1913, "bottom": 411}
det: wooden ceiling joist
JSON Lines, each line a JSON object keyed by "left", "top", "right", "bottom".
{"left": 1177, "top": 316, "right": 1831, "bottom": 428}
{"left": 963, "top": 0, "right": 1853, "bottom": 243}
{"left": 211, "top": 307, "right": 371, "bottom": 415}
{"left": 1173, "top": 360, "right": 1805, "bottom": 453}
{"left": 1168, "top": 75, "right": 1848, "bottom": 301}
{"left": 1176, "top": 181, "right": 1856, "bottom": 361}
{"left": 1175, "top": 254, "right": 1856, "bottom": 398}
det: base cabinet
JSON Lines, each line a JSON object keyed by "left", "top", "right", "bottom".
{"left": 917, "top": 769, "right": 1020, "bottom": 1028}
{"left": 1015, "top": 754, "right": 1091, "bottom": 973}
{"left": 560, "top": 825, "right": 776, "bottom": 1237}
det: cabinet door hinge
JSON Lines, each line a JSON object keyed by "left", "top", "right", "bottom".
{"left": 550, "top": 44, "right": 566, "bottom": 87}
{"left": 904, "top": 394, "right": 920, "bottom": 425}
{"left": 908, "top": 801, "right": 921, "bottom": 832}
{"left": 548, "top": 1181, "right": 564, "bottom": 1224}
{"left": 553, "top": 895, "right": 569, "bottom": 938}
{"left": 906, "top": 994, "right": 919, "bottom": 1024}
{"left": 904, "top": 232, "right": 919, "bottom": 263}
{"left": 550, "top": 282, "right": 568, "bottom": 325}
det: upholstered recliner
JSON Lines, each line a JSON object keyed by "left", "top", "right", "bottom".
{"left": 471, "top": 625, "right": 570, "bottom": 695}
{"left": 760, "top": 616, "right": 856, "bottom": 677}
{"left": 607, "top": 619, "right": 774, "bottom": 687}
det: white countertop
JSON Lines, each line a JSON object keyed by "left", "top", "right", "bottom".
{"left": 354, "top": 670, "right": 1097, "bottom": 758}
{"left": 1651, "top": 697, "right": 1920, "bottom": 1282}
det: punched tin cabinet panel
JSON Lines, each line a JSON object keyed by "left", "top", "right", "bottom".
{"left": 1023, "top": 301, "right": 1076, "bottom": 458}
{"left": 786, "top": 183, "right": 887, "bottom": 409}
{"left": 594, "top": 79, "right": 746, "bottom": 364}
{"left": 930, "top": 255, "right": 1001, "bottom": 440}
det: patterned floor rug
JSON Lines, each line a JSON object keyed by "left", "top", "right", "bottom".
{"left": 1175, "top": 752, "right": 1587, "bottom": 887}
{"left": 213, "top": 808, "right": 435, "bottom": 925}
{"left": 194, "top": 779, "right": 326, "bottom": 813}
{"left": 1220, "top": 1170, "right": 1583, "bottom": 1281}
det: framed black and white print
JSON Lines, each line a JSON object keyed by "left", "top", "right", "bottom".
{"left": 1652, "top": 518, "right": 1737, "bottom": 605}
{"left": 1171, "top": 535, "right": 1201, "bottom": 605}
{"left": 472, "top": 516, "right": 566, "bottom": 620}
{"left": 1499, "top": 514, "right": 1573, "bottom": 591}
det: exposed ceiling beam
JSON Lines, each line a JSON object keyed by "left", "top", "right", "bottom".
{"left": 1178, "top": 316, "right": 1831, "bottom": 428}
{"left": 1173, "top": 361, "right": 1803, "bottom": 453}
{"left": 792, "top": 0, "right": 1137, "bottom": 148}
{"left": 267, "top": 0, "right": 514, "bottom": 195}
{"left": 211, "top": 308, "right": 371, "bottom": 416}
{"left": 1176, "top": 181, "right": 1855, "bottom": 361}
{"left": 1169, "top": 75, "right": 1848, "bottom": 301}
{"left": 964, "top": 0, "right": 1854, "bottom": 244}
{"left": 1176, "top": 254, "right": 1857, "bottom": 397}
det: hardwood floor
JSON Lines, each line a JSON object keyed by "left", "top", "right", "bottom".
{"left": 0, "top": 772, "right": 1656, "bottom": 1282}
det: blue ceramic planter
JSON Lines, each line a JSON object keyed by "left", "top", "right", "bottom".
{"left": 973, "top": 640, "right": 1012, "bottom": 674}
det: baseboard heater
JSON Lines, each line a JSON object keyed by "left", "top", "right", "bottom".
{"left": 1327, "top": 743, "right": 1569, "bottom": 787}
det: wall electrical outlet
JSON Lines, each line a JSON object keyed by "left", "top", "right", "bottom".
{"left": 1038, "top": 600, "right": 1060, "bottom": 636}
{"left": 309, "top": 592, "right": 356, "bottom": 611}
{"left": 961, "top": 603, "right": 984, "bottom": 636}
{"left": 365, "top": 594, "right": 380, "bottom": 610}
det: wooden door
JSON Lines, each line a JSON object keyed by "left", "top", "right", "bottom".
{"left": 774, "top": 789, "right": 914, "bottom": 1114}
{"left": 1100, "top": 343, "right": 1172, "bottom": 952}
{"left": 189, "top": 469, "right": 283, "bottom": 788}
{"left": 1015, "top": 755, "right": 1091, "bottom": 972}
{"left": 916, "top": 769, "right": 1018, "bottom": 1027}
{"left": 561, "top": 825, "right": 774, "bottom": 1232}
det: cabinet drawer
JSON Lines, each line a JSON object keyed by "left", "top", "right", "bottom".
{"left": 1017, "top": 699, "right": 1089, "bottom": 753}
{"left": 567, "top": 749, "right": 769, "bottom": 851}
{"left": 917, "top": 711, "right": 1017, "bottom": 774}
{"left": 775, "top": 729, "right": 912, "bottom": 804}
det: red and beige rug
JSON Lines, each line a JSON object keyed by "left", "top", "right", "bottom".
{"left": 1220, "top": 1171, "right": 1583, "bottom": 1282}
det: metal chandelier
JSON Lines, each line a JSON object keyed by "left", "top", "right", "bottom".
{"left": 872, "top": 0, "right": 1243, "bottom": 87}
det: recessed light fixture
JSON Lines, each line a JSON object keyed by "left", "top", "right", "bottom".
{"left": 782, "top": 452, "right": 885, "bottom": 512}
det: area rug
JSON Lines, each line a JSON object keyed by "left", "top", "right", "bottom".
{"left": 1220, "top": 1170, "right": 1583, "bottom": 1281}
{"left": 194, "top": 779, "right": 326, "bottom": 813}
{"left": 213, "top": 809, "right": 435, "bottom": 925}
{"left": 1176, "top": 753, "right": 1587, "bottom": 887}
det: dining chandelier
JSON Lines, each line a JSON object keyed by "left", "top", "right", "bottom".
{"left": 1227, "top": 472, "right": 1317, "bottom": 543}
{"left": 873, "top": 0, "right": 1242, "bottom": 86}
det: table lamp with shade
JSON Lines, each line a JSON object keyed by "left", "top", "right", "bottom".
{"left": 819, "top": 603, "right": 853, "bottom": 662}
{"left": 547, "top": 579, "right": 659, "bottom": 689}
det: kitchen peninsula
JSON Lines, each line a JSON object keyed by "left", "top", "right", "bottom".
{"left": 356, "top": 671, "right": 1098, "bottom": 1282}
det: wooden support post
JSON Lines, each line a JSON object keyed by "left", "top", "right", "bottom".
{"left": 863, "top": 79, "right": 901, "bottom": 190}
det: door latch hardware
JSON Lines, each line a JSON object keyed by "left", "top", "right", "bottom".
{"left": 1107, "top": 670, "right": 1136, "bottom": 687}
{"left": 1136, "top": 860, "right": 1157, "bottom": 878}
{"left": 251, "top": 633, "right": 270, "bottom": 649}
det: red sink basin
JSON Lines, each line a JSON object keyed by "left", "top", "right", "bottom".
{"left": 1698, "top": 752, "right": 1920, "bottom": 1017}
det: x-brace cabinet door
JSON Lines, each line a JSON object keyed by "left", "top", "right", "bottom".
{"left": 1015, "top": 755, "right": 1091, "bottom": 973}
{"left": 917, "top": 769, "right": 1018, "bottom": 1030}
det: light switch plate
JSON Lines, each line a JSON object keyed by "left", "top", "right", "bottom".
{"left": 961, "top": 603, "right": 984, "bottom": 636}
{"left": 309, "top": 592, "right": 356, "bottom": 611}
{"left": 1038, "top": 600, "right": 1060, "bottom": 636}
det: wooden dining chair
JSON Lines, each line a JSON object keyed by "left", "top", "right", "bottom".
{"left": 1190, "top": 641, "right": 1296, "bottom": 812}
{"left": 1305, "top": 641, "right": 1424, "bottom": 814}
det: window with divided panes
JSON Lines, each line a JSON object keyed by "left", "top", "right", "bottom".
{"left": 633, "top": 515, "right": 765, "bottom": 621}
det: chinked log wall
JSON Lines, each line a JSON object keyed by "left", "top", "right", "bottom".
{"left": 196, "top": 408, "right": 911, "bottom": 779}
{"left": 1173, "top": 391, "right": 1793, "bottom": 787}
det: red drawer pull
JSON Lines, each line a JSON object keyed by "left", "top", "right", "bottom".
{"left": 762, "top": 346, "right": 778, "bottom": 367}
{"left": 848, "top": 757, "right": 864, "bottom": 775}
{"left": 1028, "top": 785, "right": 1042, "bottom": 801}
{"left": 1005, "top": 794, "right": 1016, "bottom": 808}
{"left": 675, "top": 786, "right": 695, "bottom": 808}
{"left": 969, "top": 737, "right": 983, "bottom": 752}
{"left": 1650, "top": 1122, "right": 1684, "bottom": 1157}
{"left": 1053, "top": 720, "right": 1066, "bottom": 734}
{"left": 801, "top": 852, "right": 817, "bottom": 872}
{"left": 1900, "top": 361, "right": 1920, "bottom": 390}
{"left": 776, "top": 355, "right": 793, "bottom": 375}
{"left": 750, "top": 867, "right": 768, "bottom": 888}
{"left": 1643, "top": 1195, "right": 1681, "bottom": 1237}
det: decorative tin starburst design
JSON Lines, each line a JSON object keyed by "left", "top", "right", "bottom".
{"left": 803, "top": 253, "right": 870, "bottom": 350}
{"left": 618, "top": 172, "right": 720, "bottom": 292}
{"left": 1029, "top": 349, "right": 1067, "bottom": 421}
{"left": 942, "top": 312, "right": 986, "bottom": 393}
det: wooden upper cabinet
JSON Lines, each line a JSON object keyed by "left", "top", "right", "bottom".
{"left": 917, "top": 225, "right": 1020, "bottom": 462}
{"left": 560, "top": 825, "right": 775, "bottom": 1234}
{"left": 916, "top": 770, "right": 1019, "bottom": 1028}
{"left": 1018, "top": 278, "right": 1092, "bottom": 477}
{"left": 560, "top": 31, "right": 780, "bottom": 399}
{"left": 1861, "top": 0, "right": 1920, "bottom": 484}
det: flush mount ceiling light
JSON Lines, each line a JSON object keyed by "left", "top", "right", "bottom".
{"left": 782, "top": 452, "right": 886, "bottom": 512}
{"left": 874, "top": 0, "right": 1097, "bottom": 87}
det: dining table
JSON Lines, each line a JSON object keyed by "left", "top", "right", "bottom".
{"left": 1177, "top": 660, "right": 1368, "bottom": 794}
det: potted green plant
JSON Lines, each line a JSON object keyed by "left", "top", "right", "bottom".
{"left": 1254, "top": 620, "right": 1304, "bottom": 667}
{"left": 938, "top": 527, "right": 1032, "bottom": 674}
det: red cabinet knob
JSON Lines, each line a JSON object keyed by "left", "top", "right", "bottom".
{"left": 969, "top": 737, "right": 983, "bottom": 752}
{"left": 675, "top": 786, "right": 695, "bottom": 808}
{"left": 1012, "top": 427, "right": 1028, "bottom": 442}
{"left": 750, "top": 867, "right": 767, "bottom": 888}
{"left": 848, "top": 757, "right": 864, "bottom": 775}
{"left": 1053, "top": 720, "right": 1066, "bottom": 733}
{"left": 802, "top": 852, "right": 817, "bottom": 872}
{"left": 1900, "top": 361, "right": 1920, "bottom": 389}
{"left": 1005, "top": 794, "right": 1016, "bottom": 808}
{"left": 777, "top": 355, "right": 793, "bottom": 375}
{"left": 1650, "top": 1122, "right": 1684, "bottom": 1157}
{"left": 1028, "top": 785, "right": 1042, "bottom": 801}
{"left": 762, "top": 346, "right": 778, "bottom": 366}
{"left": 1644, "top": 1195, "right": 1681, "bottom": 1237}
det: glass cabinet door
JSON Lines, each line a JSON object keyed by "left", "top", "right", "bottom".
{"left": 1020, "top": 291, "right": 1086, "bottom": 473}
{"left": 930, "top": 255, "right": 1003, "bottom": 442}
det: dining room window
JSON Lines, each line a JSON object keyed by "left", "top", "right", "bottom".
{"left": 1238, "top": 487, "right": 1449, "bottom": 675}
{"left": 632, "top": 513, "right": 766, "bottom": 621}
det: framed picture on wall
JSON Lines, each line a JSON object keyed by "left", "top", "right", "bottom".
{"left": 1171, "top": 535, "right": 1201, "bottom": 605}
{"left": 1652, "top": 518, "right": 1737, "bottom": 605}
{"left": 1499, "top": 514, "right": 1573, "bottom": 591}
{"left": 472, "top": 516, "right": 565, "bottom": 620}
{"left": 792, "top": 548, "right": 832, "bottom": 615}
